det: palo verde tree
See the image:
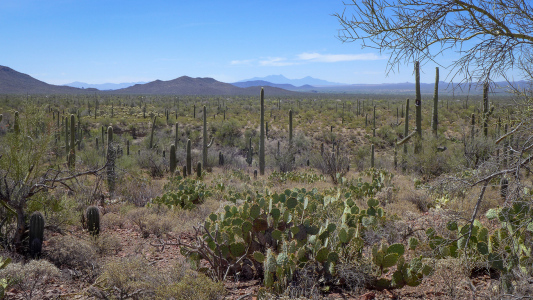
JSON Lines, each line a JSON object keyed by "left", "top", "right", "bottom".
{"left": 336, "top": 0, "right": 533, "bottom": 294}
{"left": 0, "top": 105, "right": 106, "bottom": 254}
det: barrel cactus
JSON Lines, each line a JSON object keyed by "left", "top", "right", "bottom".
{"left": 86, "top": 206, "right": 100, "bottom": 236}
{"left": 29, "top": 211, "right": 45, "bottom": 258}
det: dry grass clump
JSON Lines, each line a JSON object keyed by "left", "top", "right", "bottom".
{"left": 0, "top": 259, "right": 60, "bottom": 300}
{"left": 93, "top": 256, "right": 225, "bottom": 300}
{"left": 45, "top": 235, "right": 98, "bottom": 278}
{"left": 433, "top": 258, "right": 469, "bottom": 299}
{"left": 101, "top": 212, "right": 125, "bottom": 229}
{"left": 91, "top": 233, "right": 123, "bottom": 256}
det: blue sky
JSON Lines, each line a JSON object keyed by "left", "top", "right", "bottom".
{"left": 1, "top": 0, "right": 467, "bottom": 85}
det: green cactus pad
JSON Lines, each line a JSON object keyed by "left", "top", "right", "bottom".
{"left": 316, "top": 247, "right": 329, "bottom": 263}
{"left": 382, "top": 253, "right": 399, "bottom": 268}
{"left": 286, "top": 197, "right": 298, "bottom": 209}
{"left": 477, "top": 242, "right": 489, "bottom": 255}
{"left": 250, "top": 204, "right": 261, "bottom": 219}
{"left": 230, "top": 242, "right": 246, "bottom": 257}
{"left": 387, "top": 243, "right": 405, "bottom": 256}
{"left": 408, "top": 237, "right": 419, "bottom": 250}
{"left": 367, "top": 198, "right": 379, "bottom": 207}
{"left": 272, "top": 229, "right": 282, "bottom": 241}
{"left": 253, "top": 251, "right": 265, "bottom": 263}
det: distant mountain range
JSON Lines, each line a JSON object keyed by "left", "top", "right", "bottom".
{"left": 0, "top": 66, "right": 297, "bottom": 95}
{"left": 236, "top": 75, "right": 345, "bottom": 86}
{"left": 0, "top": 66, "right": 528, "bottom": 95}
{"left": 64, "top": 81, "right": 147, "bottom": 90}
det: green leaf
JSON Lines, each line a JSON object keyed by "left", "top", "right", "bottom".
{"left": 446, "top": 221, "right": 458, "bottom": 231}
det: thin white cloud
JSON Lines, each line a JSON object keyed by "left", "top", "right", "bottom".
{"left": 230, "top": 52, "right": 381, "bottom": 67}
{"left": 297, "top": 52, "right": 384, "bottom": 62}
{"left": 258, "top": 57, "right": 297, "bottom": 67}
{"left": 231, "top": 59, "right": 254, "bottom": 65}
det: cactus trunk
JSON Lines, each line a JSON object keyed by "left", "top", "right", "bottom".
{"left": 415, "top": 61, "right": 422, "bottom": 154}
{"left": 170, "top": 144, "right": 177, "bottom": 173}
{"left": 186, "top": 139, "right": 192, "bottom": 175}
{"left": 259, "top": 88, "right": 265, "bottom": 175}
{"left": 432, "top": 67, "right": 439, "bottom": 137}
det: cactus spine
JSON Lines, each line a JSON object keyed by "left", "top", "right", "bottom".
{"left": 432, "top": 67, "right": 439, "bottom": 137}
{"left": 202, "top": 105, "right": 213, "bottom": 169}
{"left": 170, "top": 144, "right": 177, "bottom": 173}
{"left": 415, "top": 61, "right": 422, "bottom": 154}
{"left": 29, "top": 211, "right": 44, "bottom": 257}
{"left": 186, "top": 139, "right": 192, "bottom": 175}
{"left": 259, "top": 88, "right": 265, "bottom": 175}
{"left": 86, "top": 206, "right": 100, "bottom": 236}
{"left": 149, "top": 116, "right": 156, "bottom": 149}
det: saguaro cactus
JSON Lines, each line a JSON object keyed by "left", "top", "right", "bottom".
{"left": 246, "top": 137, "right": 253, "bottom": 166}
{"left": 86, "top": 206, "right": 100, "bottom": 236}
{"left": 68, "top": 114, "right": 78, "bottom": 168}
{"left": 149, "top": 116, "right": 157, "bottom": 149}
{"left": 170, "top": 144, "right": 177, "bottom": 173}
{"left": 202, "top": 105, "right": 214, "bottom": 169}
{"left": 186, "top": 139, "right": 192, "bottom": 175}
{"left": 371, "top": 144, "right": 375, "bottom": 168}
{"left": 373, "top": 105, "right": 376, "bottom": 137}
{"left": 432, "top": 67, "right": 439, "bottom": 137}
{"left": 482, "top": 82, "right": 493, "bottom": 137}
{"left": 29, "top": 211, "right": 44, "bottom": 257}
{"left": 404, "top": 99, "right": 410, "bottom": 155}
{"left": 175, "top": 122, "right": 179, "bottom": 147}
{"left": 107, "top": 126, "right": 115, "bottom": 193}
{"left": 289, "top": 109, "right": 293, "bottom": 146}
{"left": 414, "top": 61, "right": 422, "bottom": 154}
{"left": 197, "top": 162, "right": 202, "bottom": 178}
{"left": 259, "top": 88, "right": 265, "bottom": 175}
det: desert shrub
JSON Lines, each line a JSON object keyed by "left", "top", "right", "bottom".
{"left": 91, "top": 233, "right": 122, "bottom": 256}
{"left": 117, "top": 175, "right": 162, "bottom": 206}
{"left": 136, "top": 149, "right": 166, "bottom": 178}
{"left": 97, "top": 256, "right": 157, "bottom": 299}
{"left": 45, "top": 235, "right": 98, "bottom": 277}
{"left": 0, "top": 259, "right": 60, "bottom": 300}
{"left": 145, "top": 213, "right": 175, "bottom": 238}
{"left": 213, "top": 119, "right": 241, "bottom": 147}
{"left": 155, "top": 270, "right": 225, "bottom": 300}
{"left": 101, "top": 212, "right": 125, "bottom": 229}
{"left": 126, "top": 207, "right": 151, "bottom": 238}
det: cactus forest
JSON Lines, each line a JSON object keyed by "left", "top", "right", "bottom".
{"left": 1, "top": 59, "right": 533, "bottom": 299}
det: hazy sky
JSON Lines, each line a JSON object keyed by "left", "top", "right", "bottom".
{"left": 0, "top": 0, "right": 483, "bottom": 85}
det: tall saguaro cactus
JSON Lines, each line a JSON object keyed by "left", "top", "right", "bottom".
{"left": 186, "top": 139, "right": 192, "bottom": 175}
{"left": 482, "top": 82, "right": 493, "bottom": 137}
{"left": 202, "top": 105, "right": 214, "bottom": 169}
{"left": 107, "top": 126, "right": 115, "bottom": 193}
{"left": 67, "top": 114, "right": 78, "bottom": 168}
{"left": 432, "top": 67, "right": 439, "bottom": 137}
{"left": 259, "top": 88, "right": 265, "bottom": 175}
{"left": 415, "top": 61, "right": 422, "bottom": 154}
{"left": 149, "top": 116, "right": 157, "bottom": 149}
{"left": 404, "top": 99, "right": 410, "bottom": 155}
{"left": 170, "top": 144, "right": 177, "bottom": 173}
{"left": 289, "top": 109, "right": 293, "bottom": 146}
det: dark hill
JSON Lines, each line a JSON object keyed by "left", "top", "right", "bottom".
{"left": 111, "top": 76, "right": 298, "bottom": 96}
{"left": 0, "top": 66, "right": 88, "bottom": 94}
